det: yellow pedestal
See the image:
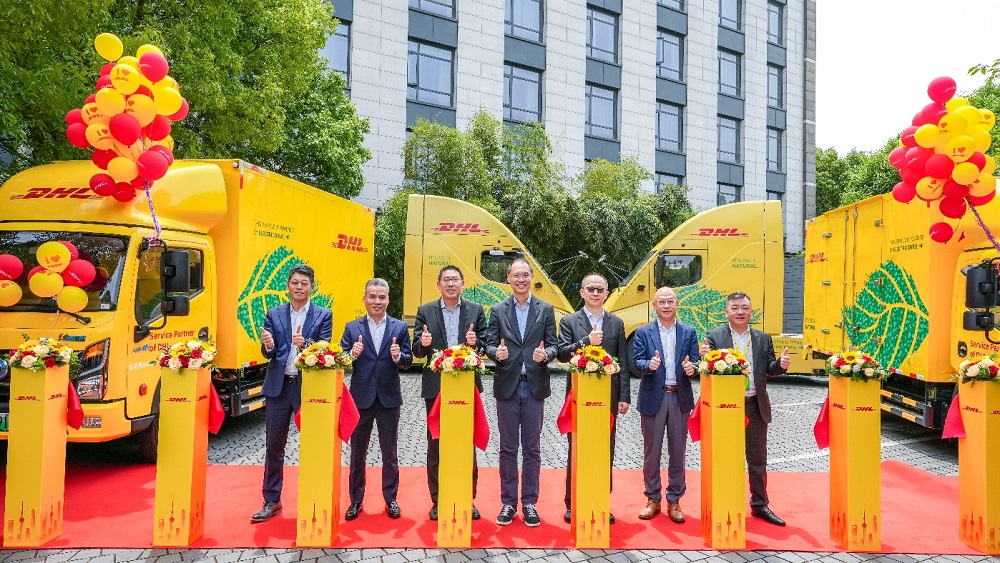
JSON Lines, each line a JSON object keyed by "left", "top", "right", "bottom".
{"left": 570, "top": 371, "right": 611, "bottom": 548}
{"left": 828, "top": 377, "right": 881, "bottom": 551}
{"left": 297, "top": 368, "right": 344, "bottom": 547}
{"left": 152, "top": 367, "right": 210, "bottom": 547}
{"left": 958, "top": 381, "right": 1000, "bottom": 555}
{"left": 3, "top": 365, "right": 69, "bottom": 547}
{"left": 700, "top": 374, "right": 746, "bottom": 550}
{"left": 437, "top": 370, "right": 475, "bottom": 548}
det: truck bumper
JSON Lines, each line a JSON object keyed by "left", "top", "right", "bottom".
{"left": 0, "top": 399, "right": 141, "bottom": 443}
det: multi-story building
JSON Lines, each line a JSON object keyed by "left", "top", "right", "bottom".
{"left": 321, "top": 0, "right": 816, "bottom": 251}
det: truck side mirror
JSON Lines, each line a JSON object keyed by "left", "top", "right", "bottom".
{"left": 965, "top": 264, "right": 999, "bottom": 309}
{"left": 161, "top": 295, "right": 190, "bottom": 316}
{"left": 963, "top": 310, "right": 995, "bottom": 331}
{"left": 161, "top": 250, "right": 191, "bottom": 293}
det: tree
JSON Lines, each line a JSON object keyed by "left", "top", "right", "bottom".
{"left": 0, "top": 0, "right": 370, "bottom": 196}
{"left": 970, "top": 58, "right": 1000, "bottom": 85}
{"left": 815, "top": 148, "right": 848, "bottom": 214}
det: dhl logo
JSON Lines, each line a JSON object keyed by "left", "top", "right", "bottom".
{"left": 854, "top": 406, "right": 875, "bottom": 412}
{"left": 582, "top": 401, "right": 607, "bottom": 407}
{"left": 10, "top": 187, "right": 104, "bottom": 200}
{"left": 433, "top": 222, "right": 490, "bottom": 233}
{"left": 831, "top": 402, "right": 846, "bottom": 410}
{"left": 308, "top": 398, "right": 331, "bottom": 404}
{"left": 990, "top": 410, "right": 1000, "bottom": 415}
{"left": 15, "top": 395, "right": 38, "bottom": 401}
{"left": 717, "top": 403, "right": 739, "bottom": 409}
{"left": 691, "top": 227, "right": 749, "bottom": 237}
{"left": 167, "top": 397, "right": 190, "bottom": 403}
{"left": 963, "top": 406, "right": 981, "bottom": 413}
{"left": 333, "top": 234, "right": 369, "bottom": 253}
{"left": 701, "top": 399, "right": 710, "bottom": 407}
{"left": 198, "top": 394, "right": 208, "bottom": 401}
{"left": 48, "top": 393, "right": 65, "bottom": 400}
{"left": 808, "top": 252, "right": 828, "bottom": 264}
{"left": 447, "top": 400, "right": 469, "bottom": 405}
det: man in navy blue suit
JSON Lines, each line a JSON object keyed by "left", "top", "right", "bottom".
{"left": 339, "top": 278, "right": 412, "bottom": 521}
{"left": 251, "top": 264, "right": 333, "bottom": 523}
{"left": 632, "top": 286, "right": 699, "bottom": 524}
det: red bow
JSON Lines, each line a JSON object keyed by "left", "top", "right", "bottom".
{"left": 427, "top": 387, "right": 491, "bottom": 450}
{"left": 293, "top": 382, "right": 360, "bottom": 442}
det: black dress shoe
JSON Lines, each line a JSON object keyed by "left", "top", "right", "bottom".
{"left": 345, "top": 503, "right": 362, "bottom": 521}
{"left": 429, "top": 504, "right": 438, "bottom": 521}
{"left": 471, "top": 505, "right": 481, "bottom": 520}
{"left": 609, "top": 512, "right": 616, "bottom": 525}
{"left": 564, "top": 509, "right": 572, "bottom": 523}
{"left": 386, "top": 500, "right": 401, "bottom": 519}
{"left": 251, "top": 500, "right": 282, "bottom": 523}
{"left": 751, "top": 506, "right": 786, "bottom": 527}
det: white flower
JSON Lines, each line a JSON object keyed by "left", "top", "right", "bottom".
{"left": 20, "top": 355, "right": 37, "bottom": 368}
{"left": 304, "top": 354, "right": 318, "bottom": 366}
{"left": 201, "top": 352, "right": 214, "bottom": 363}
{"left": 604, "top": 363, "right": 618, "bottom": 375}
{"left": 713, "top": 360, "right": 728, "bottom": 372}
{"left": 188, "top": 341, "right": 201, "bottom": 350}
{"left": 168, "top": 357, "right": 182, "bottom": 371}
{"left": 852, "top": 364, "right": 861, "bottom": 372}
{"left": 981, "top": 358, "right": 994, "bottom": 367}
{"left": 323, "top": 354, "right": 336, "bottom": 366}
{"left": 188, "top": 358, "right": 203, "bottom": 370}
{"left": 59, "top": 349, "right": 72, "bottom": 361}
{"left": 863, "top": 368, "right": 874, "bottom": 377}
{"left": 699, "top": 361, "right": 709, "bottom": 372}
{"left": 33, "top": 345, "right": 49, "bottom": 356}
{"left": 840, "top": 365, "right": 851, "bottom": 374}
{"left": 587, "top": 360, "right": 600, "bottom": 372}
{"left": 967, "top": 365, "right": 980, "bottom": 377}
{"left": 725, "top": 354, "right": 738, "bottom": 365}
{"left": 442, "top": 357, "right": 455, "bottom": 371}
{"left": 960, "top": 360, "right": 970, "bottom": 370}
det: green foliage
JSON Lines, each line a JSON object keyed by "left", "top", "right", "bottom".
{"left": 969, "top": 58, "right": 1000, "bottom": 85}
{"left": 966, "top": 80, "right": 1000, "bottom": 158}
{"left": 373, "top": 187, "right": 415, "bottom": 316}
{"left": 237, "top": 246, "right": 332, "bottom": 342}
{"left": 0, "top": 0, "right": 370, "bottom": 196}
{"left": 675, "top": 284, "right": 762, "bottom": 342}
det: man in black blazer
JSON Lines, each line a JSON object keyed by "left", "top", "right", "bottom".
{"left": 252, "top": 264, "right": 333, "bottom": 523}
{"left": 702, "top": 291, "right": 791, "bottom": 527}
{"left": 339, "top": 278, "right": 413, "bottom": 521}
{"left": 412, "top": 264, "right": 487, "bottom": 521}
{"left": 485, "top": 258, "right": 557, "bottom": 527}
{"left": 556, "top": 273, "right": 630, "bottom": 525}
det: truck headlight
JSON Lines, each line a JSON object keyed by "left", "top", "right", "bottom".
{"left": 76, "top": 338, "right": 109, "bottom": 400}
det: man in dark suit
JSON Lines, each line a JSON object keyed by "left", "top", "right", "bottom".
{"left": 412, "top": 264, "right": 487, "bottom": 521}
{"left": 632, "top": 286, "right": 699, "bottom": 524}
{"left": 339, "top": 278, "right": 413, "bottom": 521}
{"left": 252, "top": 264, "right": 334, "bottom": 523}
{"left": 702, "top": 291, "right": 791, "bottom": 526}
{"left": 485, "top": 258, "right": 557, "bottom": 527}
{"left": 556, "top": 273, "right": 630, "bottom": 525}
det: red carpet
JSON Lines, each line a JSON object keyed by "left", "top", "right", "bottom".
{"left": 0, "top": 461, "right": 978, "bottom": 553}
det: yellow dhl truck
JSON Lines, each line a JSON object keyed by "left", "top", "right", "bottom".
{"left": 0, "top": 160, "right": 374, "bottom": 459}
{"left": 803, "top": 192, "right": 1000, "bottom": 428}
{"left": 404, "top": 194, "right": 823, "bottom": 374}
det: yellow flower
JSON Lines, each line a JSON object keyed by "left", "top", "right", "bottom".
{"left": 842, "top": 351, "right": 859, "bottom": 363}
{"left": 705, "top": 350, "right": 722, "bottom": 362}
{"left": 585, "top": 347, "right": 605, "bottom": 362}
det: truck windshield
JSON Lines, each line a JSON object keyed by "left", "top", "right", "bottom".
{"left": 0, "top": 231, "right": 127, "bottom": 312}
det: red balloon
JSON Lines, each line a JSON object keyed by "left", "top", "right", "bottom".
{"left": 939, "top": 197, "right": 967, "bottom": 219}
{"left": 901, "top": 168, "right": 923, "bottom": 186}
{"left": 66, "top": 123, "right": 90, "bottom": 148}
{"left": 130, "top": 175, "right": 148, "bottom": 188}
{"left": 968, "top": 191, "right": 997, "bottom": 206}
{"left": 889, "top": 146, "right": 907, "bottom": 169}
{"left": 148, "top": 145, "right": 174, "bottom": 166}
{"left": 929, "top": 221, "right": 955, "bottom": 243}
{"left": 26, "top": 265, "right": 45, "bottom": 281}
{"left": 968, "top": 152, "right": 987, "bottom": 171}
{"left": 144, "top": 115, "right": 171, "bottom": 141}
{"left": 167, "top": 98, "right": 189, "bottom": 121}
{"left": 901, "top": 126, "right": 918, "bottom": 148}
{"left": 100, "top": 62, "right": 115, "bottom": 76}
{"left": 62, "top": 259, "right": 96, "bottom": 287}
{"left": 137, "top": 150, "right": 169, "bottom": 181}
{"left": 905, "top": 146, "right": 932, "bottom": 169}
{"left": 892, "top": 181, "right": 917, "bottom": 204}
{"left": 911, "top": 112, "right": 925, "bottom": 127}
{"left": 139, "top": 52, "right": 169, "bottom": 82}
{"left": 59, "top": 241, "right": 79, "bottom": 260}
{"left": 96, "top": 75, "right": 112, "bottom": 91}
{"left": 66, "top": 108, "right": 84, "bottom": 126}
{"left": 921, "top": 102, "right": 948, "bottom": 126}
{"left": 90, "top": 173, "right": 117, "bottom": 196}
{"left": 0, "top": 254, "right": 24, "bottom": 281}
{"left": 942, "top": 180, "right": 970, "bottom": 199}
{"left": 84, "top": 267, "right": 109, "bottom": 292}
{"left": 85, "top": 93, "right": 97, "bottom": 104}
{"left": 925, "top": 154, "right": 955, "bottom": 179}
{"left": 109, "top": 113, "right": 142, "bottom": 145}
{"left": 132, "top": 85, "right": 153, "bottom": 98}
{"left": 928, "top": 76, "right": 957, "bottom": 104}
{"left": 113, "top": 187, "right": 137, "bottom": 202}
{"left": 91, "top": 148, "right": 116, "bottom": 170}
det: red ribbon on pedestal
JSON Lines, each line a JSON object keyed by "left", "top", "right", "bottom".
{"left": 556, "top": 388, "right": 615, "bottom": 435}
{"left": 941, "top": 393, "right": 965, "bottom": 439}
{"left": 687, "top": 395, "right": 749, "bottom": 443}
{"left": 208, "top": 385, "right": 225, "bottom": 434}
{"left": 813, "top": 395, "right": 830, "bottom": 449}
{"left": 67, "top": 381, "right": 83, "bottom": 430}
{"left": 426, "top": 387, "right": 490, "bottom": 450}
{"left": 294, "top": 381, "right": 360, "bottom": 442}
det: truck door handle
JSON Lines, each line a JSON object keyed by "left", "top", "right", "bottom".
{"left": 199, "top": 327, "right": 209, "bottom": 340}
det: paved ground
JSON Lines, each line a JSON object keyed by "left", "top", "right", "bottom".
{"left": 1, "top": 372, "right": 984, "bottom": 562}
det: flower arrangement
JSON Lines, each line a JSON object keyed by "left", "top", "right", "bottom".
{"left": 825, "top": 351, "right": 888, "bottom": 383}
{"left": 295, "top": 341, "right": 353, "bottom": 371}
{"left": 957, "top": 354, "right": 1000, "bottom": 384}
{"left": 567, "top": 345, "right": 620, "bottom": 379}
{"left": 156, "top": 339, "right": 218, "bottom": 372}
{"left": 8, "top": 336, "right": 73, "bottom": 371}
{"left": 698, "top": 348, "right": 750, "bottom": 376}
{"left": 429, "top": 344, "right": 486, "bottom": 376}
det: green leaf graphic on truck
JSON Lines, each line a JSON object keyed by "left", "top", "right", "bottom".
{"left": 237, "top": 246, "right": 333, "bottom": 342}
{"left": 842, "top": 260, "right": 929, "bottom": 369}
{"left": 664, "top": 284, "right": 762, "bottom": 342}
{"left": 462, "top": 283, "right": 512, "bottom": 323}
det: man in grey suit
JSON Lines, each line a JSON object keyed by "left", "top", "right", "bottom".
{"left": 556, "top": 273, "right": 630, "bottom": 525}
{"left": 702, "top": 291, "right": 791, "bottom": 527}
{"left": 412, "top": 264, "right": 487, "bottom": 522}
{"left": 485, "top": 258, "right": 557, "bottom": 527}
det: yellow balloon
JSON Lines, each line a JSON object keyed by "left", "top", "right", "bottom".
{"left": 110, "top": 64, "right": 142, "bottom": 95}
{"left": 56, "top": 286, "right": 89, "bottom": 313}
{"left": 969, "top": 174, "right": 998, "bottom": 197}
{"left": 124, "top": 94, "right": 157, "bottom": 126}
{"left": 945, "top": 97, "right": 969, "bottom": 112}
{"left": 915, "top": 177, "right": 945, "bottom": 201}
{"left": 980, "top": 109, "right": 997, "bottom": 132}
{"left": 157, "top": 135, "right": 175, "bottom": 151}
{"left": 82, "top": 102, "right": 109, "bottom": 126}
{"left": 914, "top": 124, "right": 941, "bottom": 149}
{"left": 85, "top": 123, "right": 114, "bottom": 150}
{"left": 118, "top": 55, "right": 140, "bottom": 69}
{"left": 136, "top": 44, "right": 163, "bottom": 58}
{"left": 969, "top": 127, "right": 992, "bottom": 153}
{"left": 36, "top": 241, "right": 72, "bottom": 272}
{"left": 984, "top": 155, "right": 997, "bottom": 176}
{"left": 952, "top": 161, "right": 980, "bottom": 184}
{"left": 946, "top": 135, "right": 976, "bottom": 163}
{"left": 153, "top": 85, "right": 182, "bottom": 115}
{"left": 108, "top": 156, "right": 139, "bottom": 182}
{"left": 159, "top": 76, "right": 180, "bottom": 91}
{"left": 0, "top": 280, "right": 22, "bottom": 307}
{"left": 29, "top": 270, "right": 64, "bottom": 298}
{"left": 95, "top": 88, "right": 126, "bottom": 116}
{"left": 956, "top": 106, "right": 983, "bottom": 130}
{"left": 112, "top": 140, "right": 142, "bottom": 160}
{"left": 94, "top": 33, "right": 123, "bottom": 62}
{"left": 937, "top": 113, "right": 968, "bottom": 140}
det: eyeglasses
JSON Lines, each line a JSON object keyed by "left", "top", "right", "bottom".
{"left": 655, "top": 299, "right": 677, "bottom": 306}
{"left": 510, "top": 273, "right": 531, "bottom": 280}
{"left": 440, "top": 277, "right": 462, "bottom": 285}
{"left": 584, "top": 286, "right": 607, "bottom": 294}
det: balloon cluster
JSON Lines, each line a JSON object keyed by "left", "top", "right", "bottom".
{"left": 889, "top": 77, "right": 998, "bottom": 243}
{"left": 0, "top": 243, "right": 102, "bottom": 313}
{"left": 65, "top": 33, "right": 187, "bottom": 203}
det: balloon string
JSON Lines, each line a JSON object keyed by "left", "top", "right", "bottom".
{"left": 143, "top": 180, "right": 161, "bottom": 243}
{"left": 966, "top": 201, "right": 1000, "bottom": 274}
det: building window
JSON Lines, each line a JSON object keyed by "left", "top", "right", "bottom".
{"left": 656, "top": 103, "right": 682, "bottom": 153}
{"left": 718, "top": 116, "right": 740, "bottom": 163}
{"left": 719, "top": 49, "right": 741, "bottom": 97}
{"left": 767, "top": 127, "right": 783, "bottom": 172}
{"left": 504, "top": 65, "right": 542, "bottom": 123}
{"left": 506, "top": 0, "right": 543, "bottom": 43}
{"left": 655, "top": 173, "right": 683, "bottom": 192}
{"left": 767, "top": 64, "right": 783, "bottom": 108}
{"left": 718, "top": 183, "right": 741, "bottom": 205}
{"left": 656, "top": 31, "right": 683, "bottom": 81}
{"left": 658, "top": 0, "right": 684, "bottom": 10}
{"left": 587, "top": 8, "right": 617, "bottom": 63}
{"left": 585, "top": 84, "right": 616, "bottom": 139}
{"left": 319, "top": 23, "right": 350, "bottom": 81}
{"left": 407, "top": 41, "right": 454, "bottom": 107}
{"left": 767, "top": 2, "right": 783, "bottom": 45}
{"left": 409, "top": 0, "right": 454, "bottom": 18}
{"left": 767, "top": 190, "right": 783, "bottom": 201}
{"left": 720, "top": 0, "right": 740, "bottom": 30}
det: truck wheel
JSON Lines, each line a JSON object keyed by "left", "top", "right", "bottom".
{"left": 137, "top": 412, "right": 159, "bottom": 463}
{"left": 625, "top": 334, "right": 639, "bottom": 378}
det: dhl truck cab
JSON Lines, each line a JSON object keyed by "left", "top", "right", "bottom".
{"left": 0, "top": 160, "right": 374, "bottom": 459}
